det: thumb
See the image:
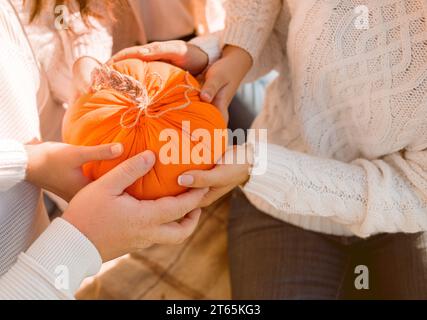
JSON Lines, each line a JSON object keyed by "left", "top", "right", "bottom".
{"left": 97, "top": 150, "right": 156, "bottom": 195}
{"left": 200, "top": 70, "right": 227, "bottom": 104}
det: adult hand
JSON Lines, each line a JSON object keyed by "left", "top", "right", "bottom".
{"left": 25, "top": 141, "right": 123, "bottom": 201}
{"left": 177, "top": 145, "right": 252, "bottom": 208}
{"left": 63, "top": 151, "right": 208, "bottom": 261}
{"left": 109, "top": 40, "right": 209, "bottom": 76}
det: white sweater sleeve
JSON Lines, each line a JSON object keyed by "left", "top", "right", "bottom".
{"left": 190, "top": 0, "right": 284, "bottom": 81}
{"left": 222, "top": 0, "right": 281, "bottom": 63}
{"left": 0, "top": 140, "right": 27, "bottom": 191}
{"left": 66, "top": 10, "right": 113, "bottom": 64}
{"left": 0, "top": 218, "right": 102, "bottom": 300}
{"left": 244, "top": 143, "right": 427, "bottom": 238}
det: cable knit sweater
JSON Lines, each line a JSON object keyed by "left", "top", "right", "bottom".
{"left": 201, "top": 0, "right": 427, "bottom": 237}
{"left": 0, "top": 0, "right": 105, "bottom": 299}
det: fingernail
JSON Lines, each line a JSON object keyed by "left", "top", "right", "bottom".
{"left": 139, "top": 48, "right": 150, "bottom": 55}
{"left": 201, "top": 91, "right": 212, "bottom": 102}
{"left": 178, "top": 175, "right": 194, "bottom": 186}
{"left": 111, "top": 143, "right": 123, "bottom": 156}
{"left": 142, "top": 151, "right": 155, "bottom": 165}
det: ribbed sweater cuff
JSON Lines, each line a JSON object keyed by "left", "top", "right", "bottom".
{"left": 222, "top": 23, "right": 263, "bottom": 63}
{"left": 68, "top": 13, "right": 113, "bottom": 63}
{"left": 189, "top": 34, "right": 222, "bottom": 66}
{"left": 0, "top": 139, "right": 27, "bottom": 191}
{"left": 72, "top": 37, "right": 112, "bottom": 64}
{"left": 25, "top": 218, "right": 102, "bottom": 295}
{"left": 243, "top": 142, "right": 279, "bottom": 203}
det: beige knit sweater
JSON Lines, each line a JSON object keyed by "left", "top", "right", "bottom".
{"left": 201, "top": 0, "right": 427, "bottom": 237}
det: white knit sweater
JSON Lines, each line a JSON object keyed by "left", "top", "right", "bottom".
{"left": 0, "top": 1, "right": 105, "bottom": 299}
{"left": 201, "top": 0, "right": 427, "bottom": 237}
{"left": 12, "top": 0, "right": 113, "bottom": 143}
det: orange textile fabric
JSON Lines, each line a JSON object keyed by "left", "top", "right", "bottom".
{"left": 63, "top": 59, "right": 227, "bottom": 200}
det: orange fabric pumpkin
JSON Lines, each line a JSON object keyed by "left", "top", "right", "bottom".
{"left": 63, "top": 59, "right": 227, "bottom": 200}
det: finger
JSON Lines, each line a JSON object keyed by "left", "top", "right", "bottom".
{"left": 199, "top": 186, "right": 235, "bottom": 208}
{"left": 97, "top": 150, "right": 156, "bottom": 195}
{"left": 108, "top": 46, "right": 149, "bottom": 64}
{"left": 109, "top": 41, "right": 186, "bottom": 64}
{"left": 154, "top": 208, "right": 202, "bottom": 244}
{"left": 177, "top": 168, "right": 224, "bottom": 188}
{"left": 200, "top": 71, "right": 227, "bottom": 104}
{"left": 147, "top": 188, "right": 208, "bottom": 224}
{"left": 76, "top": 143, "right": 124, "bottom": 164}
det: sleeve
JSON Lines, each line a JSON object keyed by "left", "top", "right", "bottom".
{"left": 0, "top": 140, "right": 27, "bottom": 191}
{"left": 47, "top": 2, "right": 113, "bottom": 104}
{"left": 0, "top": 218, "right": 102, "bottom": 300}
{"left": 63, "top": 1, "right": 113, "bottom": 63}
{"left": 190, "top": 0, "right": 284, "bottom": 82}
{"left": 189, "top": 33, "right": 222, "bottom": 67}
{"left": 222, "top": 0, "right": 281, "bottom": 63}
{"left": 68, "top": 11, "right": 113, "bottom": 63}
{"left": 242, "top": 30, "right": 283, "bottom": 83}
{"left": 244, "top": 143, "right": 427, "bottom": 238}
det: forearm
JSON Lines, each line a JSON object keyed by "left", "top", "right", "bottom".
{"left": 0, "top": 218, "right": 102, "bottom": 299}
{"left": 243, "top": 143, "right": 427, "bottom": 237}
{"left": 242, "top": 31, "right": 283, "bottom": 83}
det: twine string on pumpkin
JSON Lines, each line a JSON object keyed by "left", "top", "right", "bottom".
{"left": 90, "top": 65, "right": 200, "bottom": 129}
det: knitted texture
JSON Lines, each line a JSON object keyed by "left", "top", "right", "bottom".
{"left": 11, "top": 0, "right": 113, "bottom": 104}
{"left": 220, "top": 0, "right": 427, "bottom": 237}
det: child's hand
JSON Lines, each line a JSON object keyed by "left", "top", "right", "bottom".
{"left": 199, "top": 45, "right": 252, "bottom": 121}
{"left": 109, "top": 40, "right": 209, "bottom": 76}
{"left": 25, "top": 141, "right": 123, "bottom": 201}
{"left": 72, "top": 56, "right": 102, "bottom": 100}
{"left": 63, "top": 151, "right": 208, "bottom": 261}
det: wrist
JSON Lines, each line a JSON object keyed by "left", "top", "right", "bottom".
{"left": 235, "top": 144, "right": 252, "bottom": 186}
{"left": 223, "top": 45, "right": 253, "bottom": 69}
{"left": 243, "top": 143, "right": 254, "bottom": 185}
{"left": 24, "top": 142, "right": 44, "bottom": 186}
{"left": 62, "top": 206, "right": 111, "bottom": 262}
{"left": 188, "top": 34, "right": 220, "bottom": 72}
{"left": 187, "top": 43, "right": 209, "bottom": 75}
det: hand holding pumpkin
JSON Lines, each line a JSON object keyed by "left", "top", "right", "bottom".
{"left": 109, "top": 40, "right": 209, "bottom": 76}
{"left": 109, "top": 41, "right": 252, "bottom": 123}
{"left": 63, "top": 58, "right": 228, "bottom": 200}
{"left": 178, "top": 144, "right": 252, "bottom": 208}
{"left": 63, "top": 151, "right": 208, "bottom": 262}
{"left": 25, "top": 141, "right": 124, "bottom": 201}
